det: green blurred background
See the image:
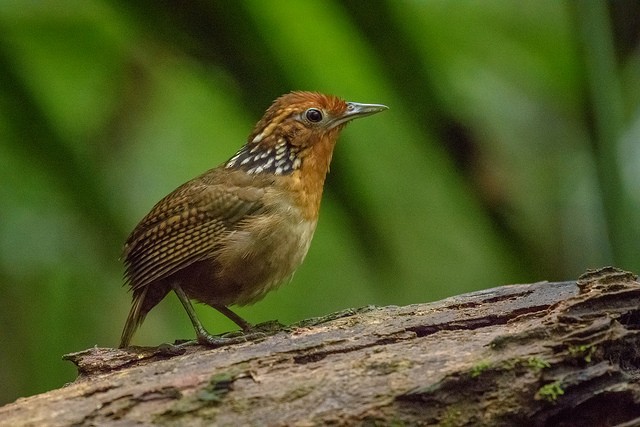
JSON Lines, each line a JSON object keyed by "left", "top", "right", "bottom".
{"left": 1, "top": 0, "right": 639, "bottom": 406}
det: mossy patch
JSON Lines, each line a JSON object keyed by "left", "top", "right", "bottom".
{"left": 568, "top": 344, "right": 596, "bottom": 363}
{"left": 536, "top": 381, "right": 564, "bottom": 402}
{"left": 470, "top": 360, "right": 491, "bottom": 378}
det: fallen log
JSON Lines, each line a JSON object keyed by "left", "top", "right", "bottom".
{"left": 2, "top": 267, "right": 640, "bottom": 426}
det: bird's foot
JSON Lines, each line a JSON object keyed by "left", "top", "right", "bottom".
{"left": 250, "top": 319, "right": 286, "bottom": 333}
{"left": 173, "top": 330, "right": 267, "bottom": 348}
{"left": 198, "top": 330, "right": 267, "bottom": 347}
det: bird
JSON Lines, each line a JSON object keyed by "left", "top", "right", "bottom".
{"left": 119, "top": 91, "right": 387, "bottom": 348}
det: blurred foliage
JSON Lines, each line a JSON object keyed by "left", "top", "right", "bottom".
{"left": 0, "top": 0, "right": 639, "bottom": 406}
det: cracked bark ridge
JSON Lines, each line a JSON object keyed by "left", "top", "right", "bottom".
{"left": 2, "top": 266, "right": 640, "bottom": 426}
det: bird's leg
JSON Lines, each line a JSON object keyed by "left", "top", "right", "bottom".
{"left": 171, "top": 283, "right": 248, "bottom": 347}
{"left": 171, "top": 283, "right": 266, "bottom": 347}
{"left": 214, "top": 305, "right": 283, "bottom": 336}
{"left": 213, "top": 305, "right": 253, "bottom": 331}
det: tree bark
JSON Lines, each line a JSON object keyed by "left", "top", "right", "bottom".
{"left": 2, "top": 266, "right": 640, "bottom": 426}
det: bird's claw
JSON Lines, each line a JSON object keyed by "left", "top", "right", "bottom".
{"left": 178, "top": 330, "right": 268, "bottom": 348}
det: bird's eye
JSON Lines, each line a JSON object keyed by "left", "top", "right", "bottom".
{"left": 305, "top": 108, "right": 323, "bottom": 123}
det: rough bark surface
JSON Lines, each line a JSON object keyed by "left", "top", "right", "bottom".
{"left": 2, "top": 267, "right": 640, "bottom": 426}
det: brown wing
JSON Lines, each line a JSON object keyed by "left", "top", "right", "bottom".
{"left": 123, "top": 170, "right": 267, "bottom": 291}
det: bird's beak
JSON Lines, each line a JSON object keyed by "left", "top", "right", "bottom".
{"left": 330, "top": 102, "right": 388, "bottom": 129}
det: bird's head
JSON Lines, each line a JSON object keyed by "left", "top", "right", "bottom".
{"left": 225, "top": 91, "right": 387, "bottom": 176}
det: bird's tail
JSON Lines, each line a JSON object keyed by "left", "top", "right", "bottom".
{"left": 120, "top": 284, "right": 172, "bottom": 347}
{"left": 120, "top": 287, "right": 149, "bottom": 348}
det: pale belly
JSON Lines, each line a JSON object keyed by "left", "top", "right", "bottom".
{"left": 182, "top": 210, "right": 317, "bottom": 307}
